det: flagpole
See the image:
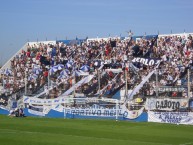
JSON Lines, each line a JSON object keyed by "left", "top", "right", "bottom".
{"left": 98, "top": 69, "right": 100, "bottom": 94}
{"left": 25, "top": 69, "right": 27, "bottom": 95}
{"left": 188, "top": 68, "right": 190, "bottom": 98}
{"left": 97, "top": 71, "right": 121, "bottom": 96}
{"left": 73, "top": 65, "right": 76, "bottom": 98}
{"left": 156, "top": 68, "right": 158, "bottom": 97}
{"left": 125, "top": 30, "right": 132, "bottom": 100}
{"left": 125, "top": 64, "right": 128, "bottom": 99}
{"left": 63, "top": 105, "right": 66, "bottom": 119}
{"left": 73, "top": 76, "right": 76, "bottom": 97}
{"left": 2, "top": 73, "right": 5, "bottom": 91}
{"left": 48, "top": 69, "right": 50, "bottom": 89}
{"left": 116, "top": 99, "right": 118, "bottom": 121}
{"left": 95, "top": 51, "right": 102, "bottom": 60}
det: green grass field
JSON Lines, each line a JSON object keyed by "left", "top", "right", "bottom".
{"left": 0, "top": 115, "right": 193, "bottom": 145}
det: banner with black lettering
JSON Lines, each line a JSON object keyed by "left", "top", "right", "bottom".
{"left": 132, "top": 57, "right": 161, "bottom": 66}
{"left": 148, "top": 111, "right": 193, "bottom": 125}
{"left": 157, "top": 86, "right": 187, "bottom": 92}
{"left": 145, "top": 98, "right": 189, "bottom": 111}
{"left": 65, "top": 104, "right": 120, "bottom": 117}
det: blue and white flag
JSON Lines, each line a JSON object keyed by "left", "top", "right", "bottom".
{"left": 58, "top": 69, "right": 69, "bottom": 79}
{"left": 80, "top": 65, "right": 90, "bottom": 72}
{"left": 65, "top": 62, "right": 73, "bottom": 69}
{"left": 28, "top": 105, "right": 45, "bottom": 116}
{"left": 4, "top": 68, "right": 12, "bottom": 76}
{"left": 28, "top": 74, "right": 38, "bottom": 81}
{"left": 49, "top": 66, "right": 58, "bottom": 74}
{"left": 33, "top": 68, "right": 42, "bottom": 75}
{"left": 56, "top": 64, "right": 64, "bottom": 70}
{"left": 33, "top": 64, "right": 41, "bottom": 69}
{"left": 75, "top": 70, "right": 89, "bottom": 76}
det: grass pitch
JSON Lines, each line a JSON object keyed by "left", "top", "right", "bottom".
{"left": 0, "top": 115, "right": 193, "bottom": 145}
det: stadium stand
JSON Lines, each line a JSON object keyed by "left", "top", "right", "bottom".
{"left": 0, "top": 32, "right": 193, "bottom": 111}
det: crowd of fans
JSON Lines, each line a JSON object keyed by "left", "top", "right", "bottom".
{"left": 0, "top": 33, "right": 193, "bottom": 103}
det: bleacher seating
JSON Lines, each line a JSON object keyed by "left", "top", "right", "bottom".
{"left": 0, "top": 32, "right": 193, "bottom": 108}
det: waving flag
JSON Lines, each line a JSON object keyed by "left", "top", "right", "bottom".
{"left": 4, "top": 68, "right": 12, "bottom": 76}
{"left": 56, "top": 64, "right": 64, "bottom": 70}
{"left": 65, "top": 62, "right": 73, "bottom": 69}
{"left": 74, "top": 70, "right": 89, "bottom": 76}
{"left": 49, "top": 66, "right": 58, "bottom": 74}
{"left": 80, "top": 65, "right": 90, "bottom": 72}
{"left": 33, "top": 68, "right": 42, "bottom": 75}
{"left": 28, "top": 74, "right": 38, "bottom": 81}
{"left": 94, "top": 60, "right": 101, "bottom": 67}
{"left": 60, "top": 69, "right": 69, "bottom": 76}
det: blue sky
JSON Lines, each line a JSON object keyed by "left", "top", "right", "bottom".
{"left": 0, "top": 0, "right": 193, "bottom": 65}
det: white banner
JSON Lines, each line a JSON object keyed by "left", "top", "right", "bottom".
{"left": 105, "top": 69, "right": 123, "bottom": 73}
{"left": 121, "top": 104, "right": 144, "bottom": 119}
{"left": 61, "top": 75, "right": 94, "bottom": 96}
{"left": 157, "top": 87, "right": 186, "bottom": 92}
{"left": 24, "top": 97, "right": 144, "bottom": 119}
{"left": 43, "top": 105, "right": 52, "bottom": 114}
{"left": 148, "top": 111, "right": 193, "bottom": 125}
{"left": 128, "top": 69, "right": 155, "bottom": 100}
{"left": 23, "top": 96, "right": 74, "bottom": 105}
{"left": 23, "top": 96, "right": 118, "bottom": 105}
{"left": 65, "top": 104, "right": 121, "bottom": 117}
{"left": 0, "top": 105, "right": 9, "bottom": 111}
{"left": 75, "top": 70, "right": 89, "bottom": 76}
{"left": 132, "top": 57, "right": 161, "bottom": 66}
{"left": 65, "top": 104, "right": 144, "bottom": 119}
{"left": 145, "top": 98, "right": 189, "bottom": 111}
